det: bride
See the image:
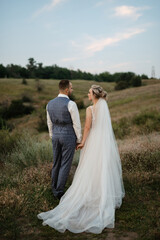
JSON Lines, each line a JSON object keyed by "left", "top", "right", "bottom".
{"left": 37, "top": 85, "right": 125, "bottom": 234}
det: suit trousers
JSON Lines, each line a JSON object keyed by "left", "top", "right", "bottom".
{"left": 51, "top": 133, "right": 76, "bottom": 198}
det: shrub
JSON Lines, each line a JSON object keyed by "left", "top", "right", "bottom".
{"left": 0, "top": 129, "right": 21, "bottom": 157}
{"left": 0, "top": 99, "right": 34, "bottom": 119}
{"left": 37, "top": 108, "right": 48, "bottom": 132}
{"left": 36, "top": 81, "right": 44, "bottom": 92}
{"left": 69, "top": 93, "right": 84, "bottom": 110}
{"left": 0, "top": 117, "right": 13, "bottom": 131}
{"left": 115, "top": 81, "right": 128, "bottom": 90}
{"left": 21, "top": 78, "right": 27, "bottom": 85}
{"left": 131, "top": 75, "right": 142, "bottom": 87}
{"left": 76, "top": 100, "right": 85, "bottom": 109}
{"left": 141, "top": 74, "right": 148, "bottom": 79}
{"left": 70, "top": 93, "right": 76, "bottom": 101}
{"left": 4, "top": 132, "right": 53, "bottom": 170}
{"left": 0, "top": 117, "right": 8, "bottom": 130}
{"left": 113, "top": 118, "right": 130, "bottom": 139}
{"left": 0, "top": 100, "right": 9, "bottom": 118}
{"left": 132, "top": 111, "right": 160, "bottom": 132}
{"left": 112, "top": 111, "right": 160, "bottom": 139}
{"left": 21, "top": 93, "right": 32, "bottom": 102}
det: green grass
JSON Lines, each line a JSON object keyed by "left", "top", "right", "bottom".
{"left": 1, "top": 78, "right": 160, "bottom": 135}
{"left": 0, "top": 78, "right": 115, "bottom": 103}
{"left": 108, "top": 96, "right": 138, "bottom": 108}
{"left": 112, "top": 109, "right": 160, "bottom": 139}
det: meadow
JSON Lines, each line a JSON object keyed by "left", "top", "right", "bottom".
{"left": 0, "top": 78, "right": 160, "bottom": 240}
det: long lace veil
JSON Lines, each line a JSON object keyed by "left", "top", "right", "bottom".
{"left": 92, "top": 98, "right": 125, "bottom": 208}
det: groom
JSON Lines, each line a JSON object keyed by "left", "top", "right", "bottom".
{"left": 46, "top": 80, "right": 82, "bottom": 199}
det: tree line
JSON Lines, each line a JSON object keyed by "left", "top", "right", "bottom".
{"left": 0, "top": 58, "right": 149, "bottom": 89}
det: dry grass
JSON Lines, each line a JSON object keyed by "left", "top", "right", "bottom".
{"left": 108, "top": 83, "right": 160, "bottom": 121}
{"left": 118, "top": 132, "right": 160, "bottom": 154}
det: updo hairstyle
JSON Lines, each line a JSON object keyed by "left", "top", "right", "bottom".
{"left": 91, "top": 85, "right": 107, "bottom": 99}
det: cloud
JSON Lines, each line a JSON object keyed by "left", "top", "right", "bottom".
{"left": 33, "top": 0, "right": 66, "bottom": 18}
{"left": 85, "top": 28, "right": 146, "bottom": 54}
{"left": 113, "top": 5, "right": 149, "bottom": 20}
{"left": 60, "top": 28, "right": 146, "bottom": 63}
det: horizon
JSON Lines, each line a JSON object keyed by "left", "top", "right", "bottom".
{"left": 0, "top": 0, "right": 160, "bottom": 78}
{"left": 0, "top": 58, "right": 151, "bottom": 78}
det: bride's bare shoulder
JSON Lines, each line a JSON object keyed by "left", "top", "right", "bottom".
{"left": 86, "top": 106, "right": 92, "bottom": 112}
{"left": 85, "top": 106, "right": 92, "bottom": 118}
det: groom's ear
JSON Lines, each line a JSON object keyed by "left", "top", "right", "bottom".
{"left": 64, "top": 88, "right": 69, "bottom": 94}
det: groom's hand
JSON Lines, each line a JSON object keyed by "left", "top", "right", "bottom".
{"left": 76, "top": 143, "right": 80, "bottom": 150}
{"left": 76, "top": 143, "right": 84, "bottom": 150}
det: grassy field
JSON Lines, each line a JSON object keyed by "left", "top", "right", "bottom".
{"left": 0, "top": 78, "right": 160, "bottom": 240}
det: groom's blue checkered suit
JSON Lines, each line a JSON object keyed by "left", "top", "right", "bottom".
{"left": 47, "top": 97, "right": 77, "bottom": 198}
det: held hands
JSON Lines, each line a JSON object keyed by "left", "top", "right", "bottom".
{"left": 76, "top": 142, "right": 84, "bottom": 150}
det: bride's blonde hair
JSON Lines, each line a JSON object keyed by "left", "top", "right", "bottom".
{"left": 91, "top": 85, "right": 107, "bottom": 99}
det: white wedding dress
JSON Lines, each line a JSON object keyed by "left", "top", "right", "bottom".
{"left": 37, "top": 98, "right": 125, "bottom": 234}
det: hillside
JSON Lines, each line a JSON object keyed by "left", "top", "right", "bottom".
{"left": 0, "top": 78, "right": 160, "bottom": 240}
{"left": 0, "top": 78, "right": 159, "bottom": 137}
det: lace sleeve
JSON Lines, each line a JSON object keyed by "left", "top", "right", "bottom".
{"left": 90, "top": 106, "right": 95, "bottom": 122}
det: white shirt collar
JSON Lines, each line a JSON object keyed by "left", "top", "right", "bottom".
{"left": 58, "top": 93, "right": 69, "bottom": 99}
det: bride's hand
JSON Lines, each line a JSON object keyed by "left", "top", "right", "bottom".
{"left": 76, "top": 142, "right": 84, "bottom": 150}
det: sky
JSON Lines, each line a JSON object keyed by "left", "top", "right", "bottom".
{"left": 0, "top": 0, "right": 160, "bottom": 77}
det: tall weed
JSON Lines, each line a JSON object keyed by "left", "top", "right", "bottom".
{"left": 0, "top": 129, "right": 21, "bottom": 158}
{"left": 132, "top": 110, "right": 160, "bottom": 133}
{"left": 113, "top": 118, "right": 131, "bottom": 139}
{"left": 5, "top": 133, "right": 53, "bottom": 170}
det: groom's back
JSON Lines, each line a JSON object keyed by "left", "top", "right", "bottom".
{"left": 47, "top": 97, "right": 75, "bottom": 136}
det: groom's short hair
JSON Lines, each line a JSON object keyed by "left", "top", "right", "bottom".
{"left": 59, "top": 80, "right": 70, "bottom": 90}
